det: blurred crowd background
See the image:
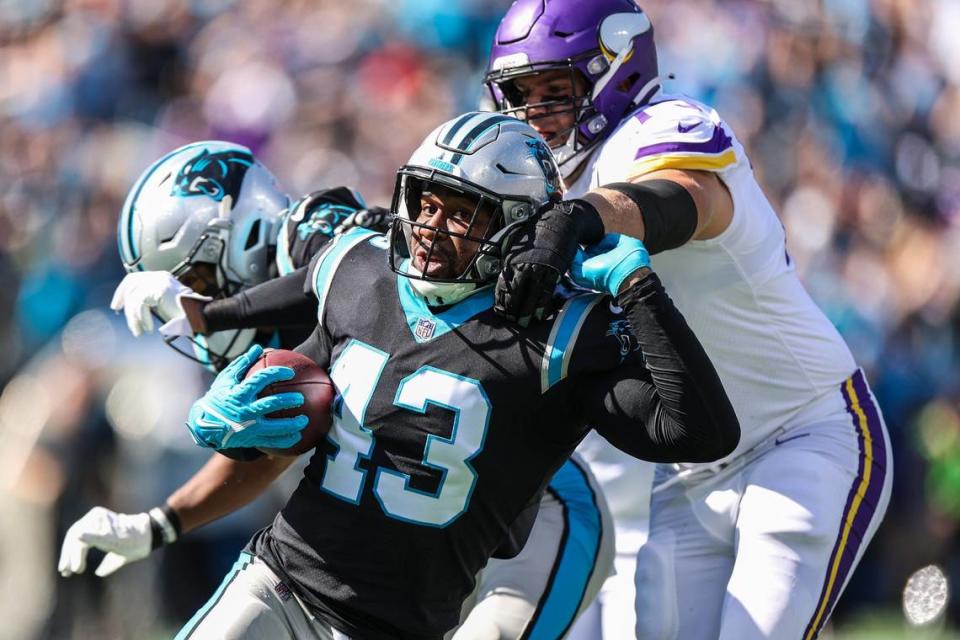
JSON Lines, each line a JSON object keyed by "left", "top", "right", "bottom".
{"left": 0, "top": 0, "right": 958, "bottom": 638}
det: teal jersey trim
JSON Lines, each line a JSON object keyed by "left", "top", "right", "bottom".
{"left": 311, "top": 227, "right": 378, "bottom": 325}
{"left": 175, "top": 551, "right": 254, "bottom": 639}
{"left": 275, "top": 210, "right": 296, "bottom": 275}
{"left": 395, "top": 261, "right": 494, "bottom": 343}
{"left": 525, "top": 459, "right": 603, "bottom": 640}
{"left": 540, "top": 293, "right": 604, "bottom": 393}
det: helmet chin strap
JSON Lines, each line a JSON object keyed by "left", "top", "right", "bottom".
{"left": 401, "top": 257, "right": 487, "bottom": 307}
{"left": 408, "top": 272, "right": 480, "bottom": 307}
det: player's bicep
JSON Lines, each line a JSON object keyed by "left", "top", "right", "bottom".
{"left": 632, "top": 168, "right": 732, "bottom": 241}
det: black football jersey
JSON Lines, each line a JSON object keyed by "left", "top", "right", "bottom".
{"left": 251, "top": 229, "right": 643, "bottom": 639}
{"left": 274, "top": 187, "right": 368, "bottom": 277}
{"left": 267, "top": 187, "right": 367, "bottom": 348}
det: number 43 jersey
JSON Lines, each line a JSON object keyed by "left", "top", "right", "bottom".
{"left": 251, "top": 229, "right": 639, "bottom": 639}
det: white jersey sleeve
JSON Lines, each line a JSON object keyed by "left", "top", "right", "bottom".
{"left": 591, "top": 97, "right": 743, "bottom": 187}
{"left": 574, "top": 95, "right": 857, "bottom": 467}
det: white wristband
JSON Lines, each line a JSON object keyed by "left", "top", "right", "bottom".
{"left": 148, "top": 507, "right": 179, "bottom": 545}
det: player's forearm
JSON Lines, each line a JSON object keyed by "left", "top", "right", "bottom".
{"left": 581, "top": 188, "right": 646, "bottom": 240}
{"left": 596, "top": 272, "right": 739, "bottom": 461}
{"left": 165, "top": 453, "right": 295, "bottom": 534}
{"left": 201, "top": 267, "right": 316, "bottom": 333}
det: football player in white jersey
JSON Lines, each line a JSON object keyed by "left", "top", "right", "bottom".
{"left": 484, "top": 1, "right": 892, "bottom": 638}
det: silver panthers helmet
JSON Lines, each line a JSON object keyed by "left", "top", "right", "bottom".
{"left": 389, "top": 112, "right": 563, "bottom": 305}
{"left": 118, "top": 140, "right": 289, "bottom": 293}
{"left": 117, "top": 140, "right": 290, "bottom": 370}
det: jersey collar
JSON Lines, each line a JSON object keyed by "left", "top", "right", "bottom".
{"left": 395, "top": 262, "right": 494, "bottom": 343}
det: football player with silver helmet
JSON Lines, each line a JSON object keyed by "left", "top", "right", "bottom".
{"left": 485, "top": 2, "right": 892, "bottom": 639}
{"left": 65, "top": 135, "right": 611, "bottom": 640}
{"left": 64, "top": 136, "right": 610, "bottom": 640}
{"left": 112, "top": 140, "right": 385, "bottom": 371}
{"left": 60, "top": 141, "right": 388, "bottom": 581}
{"left": 174, "top": 112, "right": 738, "bottom": 640}
{"left": 114, "top": 140, "right": 286, "bottom": 368}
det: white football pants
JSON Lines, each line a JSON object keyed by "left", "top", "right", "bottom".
{"left": 452, "top": 454, "right": 616, "bottom": 639}
{"left": 174, "top": 553, "right": 348, "bottom": 640}
{"left": 634, "top": 369, "right": 892, "bottom": 639}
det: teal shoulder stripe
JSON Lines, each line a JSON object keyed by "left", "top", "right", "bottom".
{"left": 541, "top": 293, "right": 603, "bottom": 393}
{"left": 396, "top": 263, "right": 494, "bottom": 343}
{"left": 312, "top": 227, "right": 377, "bottom": 325}
{"left": 174, "top": 551, "right": 253, "bottom": 639}
{"left": 275, "top": 210, "right": 295, "bottom": 275}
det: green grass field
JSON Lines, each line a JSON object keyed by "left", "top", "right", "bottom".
{"left": 825, "top": 612, "right": 959, "bottom": 639}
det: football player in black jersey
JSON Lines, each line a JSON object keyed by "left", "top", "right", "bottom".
{"left": 59, "top": 140, "right": 616, "bottom": 639}
{"left": 180, "top": 113, "right": 740, "bottom": 640}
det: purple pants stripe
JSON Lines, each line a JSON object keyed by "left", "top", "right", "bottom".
{"left": 803, "top": 369, "right": 888, "bottom": 640}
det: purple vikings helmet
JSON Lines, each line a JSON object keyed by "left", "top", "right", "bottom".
{"left": 485, "top": 0, "right": 660, "bottom": 177}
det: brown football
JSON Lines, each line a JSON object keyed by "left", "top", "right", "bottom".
{"left": 243, "top": 348, "right": 335, "bottom": 456}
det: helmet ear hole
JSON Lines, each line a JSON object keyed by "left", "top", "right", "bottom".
{"left": 617, "top": 72, "right": 641, "bottom": 94}
{"left": 244, "top": 219, "right": 261, "bottom": 250}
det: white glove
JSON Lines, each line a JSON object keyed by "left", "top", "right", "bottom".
{"left": 58, "top": 506, "right": 179, "bottom": 577}
{"left": 110, "top": 271, "right": 211, "bottom": 338}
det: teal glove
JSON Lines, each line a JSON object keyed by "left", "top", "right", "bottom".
{"left": 187, "top": 344, "right": 308, "bottom": 450}
{"left": 570, "top": 234, "right": 651, "bottom": 296}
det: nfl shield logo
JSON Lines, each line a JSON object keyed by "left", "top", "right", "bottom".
{"left": 274, "top": 581, "right": 292, "bottom": 602}
{"left": 415, "top": 317, "right": 437, "bottom": 340}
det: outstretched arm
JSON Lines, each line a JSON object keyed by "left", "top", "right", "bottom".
{"left": 167, "top": 453, "right": 295, "bottom": 534}
{"left": 190, "top": 266, "right": 316, "bottom": 334}
{"left": 58, "top": 452, "right": 294, "bottom": 578}
{"left": 495, "top": 168, "right": 732, "bottom": 326}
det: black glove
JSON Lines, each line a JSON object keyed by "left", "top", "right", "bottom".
{"left": 336, "top": 206, "right": 393, "bottom": 234}
{"left": 495, "top": 199, "right": 604, "bottom": 326}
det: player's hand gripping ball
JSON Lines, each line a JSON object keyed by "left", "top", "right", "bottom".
{"left": 244, "top": 349, "right": 335, "bottom": 456}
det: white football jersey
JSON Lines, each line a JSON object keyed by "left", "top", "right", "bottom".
{"left": 568, "top": 95, "right": 857, "bottom": 470}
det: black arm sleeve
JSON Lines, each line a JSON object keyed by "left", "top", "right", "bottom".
{"left": 581, "top": 273, "right": 739, "bottom": 463}
{"left": 202, "top": 266, "right": 318, "bottom": 333}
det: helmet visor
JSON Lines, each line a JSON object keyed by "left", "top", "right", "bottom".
{"left": 487, "top": 64, "right": 588, "bottom": 129}
{"left": 485, "top": 63, "right": 595, "bottom": 169}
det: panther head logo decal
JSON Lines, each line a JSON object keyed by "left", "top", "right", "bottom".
{"left": 525, "top": 139, "right": 561, "bottom": 194}
{"left": 298, "top": 203, "right": 357, "bottom": 240}
{"left": 606, "top": 319, "right": 640, "bottom": 361}
{"left": 171, "top": 149, "right": 254, "bottom": 206}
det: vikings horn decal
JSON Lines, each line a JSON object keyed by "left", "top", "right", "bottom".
{"left": 171, "top": 149, "right": 254, "bottom": 206}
